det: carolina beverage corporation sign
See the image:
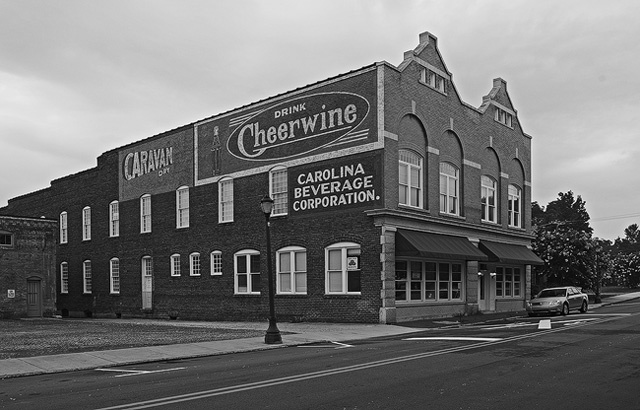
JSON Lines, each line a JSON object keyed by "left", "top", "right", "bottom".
{"left": 226, "top": 92, "right": 370, "bottom": 162}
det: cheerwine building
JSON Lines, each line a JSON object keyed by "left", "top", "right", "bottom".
{"left": 0, "top": 31, "right": 542, "bottom": 323}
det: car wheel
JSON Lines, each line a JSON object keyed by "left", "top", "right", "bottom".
{"left": 580, "top": 301, "right": 588, "bottom": 313}
{"left": 561, "top": 303, "right": 569, "bottom": 316}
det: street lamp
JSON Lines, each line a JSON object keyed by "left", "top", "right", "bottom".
{"left": 260, "top": 194, "right": 282, "bottom": 344}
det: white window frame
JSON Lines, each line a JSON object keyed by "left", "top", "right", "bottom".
{"left": 234, "top": 249, "right": 261, "bottom": 295}
{"left": 269, "top": 167, "right": 288, "bottom": 216}
{"left": 395, "top": 260, "right": 463, "bottom": 302}
{"left": 83, "top": 260, "right": 92, "bottom": 294}
{"left": 109, "top": 201, "right": 120, "bottom": 237}
{"left": 494, "top": 107, "right": 514, "bottom": 128}
{"left": 176, "top": 186, "right": 189, "bottom": 229}
{"left": 190, "top": 252, "right": 201, "bottom": 276}
{"left": 170, "top": 254, "right": 181, "bottom": 277}
{"left": 481, "top": 175, "right": 497, "bottom": 223}
{"left": 110, "top": 258, "right": 120, "bottom": 294}
{"left": 82, "top": 206, "right": 91, "bottom": 241}
{"left": 439, "top": 162, "right": 460, "bottom": 216}
{"left": 399, "top": 149, "right": 423, "bottom": 208}
{"left": 211, "top": 250, "right": 223, "bottom": 276}
{"left": 508, "top": 184, "right": 522, "bottom": 228}
{"left": 496, "top": 267, "right": 522, "bottom": 298}
{"left": 276, "top": 246, "right": 307, "bottom": 295}
{"left": 60, "top": 212, "right": 68, "bottom": 244}
{"left": 421, "top": 68, "right": 447, "bottom": 93}
{"left": 325, "top": 242, "right": 361, "bottom": 295}
{"left": 219, "top": 178, "right": 234, "bottom": 223}
{"left": 140, "top": 194, "right": 152, "bottom": 233}
{"left": 60, "top": 262, "right": 69, "bottom": 294}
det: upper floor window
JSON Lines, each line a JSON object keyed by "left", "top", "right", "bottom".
{"left": 190, "top": 252, "right": 201, "bottom": 276}
{"left": 219, "top": 178, "right": 234, "bottom": 223}
{"left": 399, "top": 150, "right": 423, "bottom": 208}
{"left": 110, "top": 258, "right": 120, "bottom": 294}
{"left": 170, "top": 254, "right": 181, "bottom": 277}
{"left": 0, "top": 231, "right": 13, "bottom": 247}
{"left": 140, "top": 194, "right": 152, "bottom": 233}
{"left": 109, "top": 201, "right": 120, "bottom": 237}
{"left": 481, "top": 176, "right": 497, "bottom": 223}
{"left": 176, "top": 186, "right": 189, "bottom": 229}
{"left": 439, "top": 162, "right": 459, "bottom": 216}
{"left": 211, "top": 250, "right": 223, "bottom": 276}
{"left": 277, "top": 246, "right": 307, "bottom": 295}
{"left": 325, "top": 242, "right": 361, "bottom": 295}
{"left": 508, "top": 184, "right": 522, "bottom": 228}
{"left": 494, "top": 107, "right": 513, "bottom": 128}
{"left": 234, "top": 249, "right": 260, "bottom": 294}
{"left": 59, "top": 212, "right": 68, "bottom": 244}
{"left": 270, "top": 167, "right": 288, "bottom": 216}
{"left": 82, "top": 206, "right": 91, "bottom": 241}
{"left": 60, "top": 262, "right": 69, "bottom": 294}
{"left": 83, "top": 260, "right": 92, "bottom": 294}
{"left": 421, "top": 68, "right": 447, "bottom": 93}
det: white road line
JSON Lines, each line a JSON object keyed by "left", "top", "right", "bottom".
{"left": 96, "top": 367, "right": 186, "bottom": 378}
{"left": 403, "top": 337, "right": 503, "bottom": 342}
{"left": 298, "top": 341, "right": 354, "bottom": 349}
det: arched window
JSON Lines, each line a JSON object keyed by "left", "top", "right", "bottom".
{"left": 170, "top": 254, "right": 181, "bottom": 277}
{"left": 508, "top": 184, "right": 522, "bottom": 228}
{"left": 211, "top": 251, "right": 223, "bottom": 276}
{"left": 481, "top": 176, "right": 497, "bottom": 223}
{"left": 399, "top": 149, "right": 423, "bottom": 208}
{"left": 59, "top": 212, "right": 68, "bottom": 244}
{"left": 140, "top": 194, "right": 152, "bottom": 233}
{"left": 176, "top": 186, "right": 189, "bottom": 228}
{"left": 190, "top": 252, "right": 201, "bottom": 276}
{"left": 60, "top": 262, "right": 69, "bottom": 294}
{"left": 325, "top": 242, "right": 361, "bottom": 295}
{"left": 439, "top": 162, "right": 459, "bottom": 215}
{"left": 110, "top": 258, "right": 120, "bottom": 294}
{"left": 234, "top": 249, "right": 260, "bottom": 294}
{"left": 83, "top": 260, "right": 92, "bottom": 294}
{"left": 82, "top": 206, "right": 91, "bottom": 241}
{"left": 219, "top": 178, "right": 234, "bottom": 223}
{"left": 269, "top": 166, "right": 288, "bottom": 216}
{"left": 109, "top": 201, "right": 119, "bottom": 237}
{"left": 277, "top": 246, "right": 307, "bottom": 294}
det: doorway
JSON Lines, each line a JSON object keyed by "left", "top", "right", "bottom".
{"left": 27, "top": 279, "right": 42, "bottom": 317}
{"left": 478, "top": 272, "right": 496, "bottom": 312}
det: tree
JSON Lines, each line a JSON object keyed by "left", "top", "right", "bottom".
{"left": 608, "top": 223, "right": 640, "bottom": 288}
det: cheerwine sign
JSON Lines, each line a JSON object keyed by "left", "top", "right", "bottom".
{"left": 227, "top": 92, "right": 370, "bottom": 162}
{"left": 291, "top": 156, "right": 381, "bottom": 214}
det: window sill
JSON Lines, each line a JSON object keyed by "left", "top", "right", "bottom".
{"left": 439, "top": 212, "right": 465, "bottom": 221}
{"left": 419, "top": 80, "right": 447, "bottom": 96}
{"left": 324, "top": 293, "right": 362, "bottom": 298}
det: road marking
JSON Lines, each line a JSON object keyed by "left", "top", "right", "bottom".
{"left": 96, "top": 367, "right": 186, "bottom": 378}
{"left": 538, "top": 319, "right": 552, "bottom": 329}
{"left": 298, "top": 341, "right": 354, "bottom": 349}
{"left": 403, "top": 337, "right": 503, "bottom": 342}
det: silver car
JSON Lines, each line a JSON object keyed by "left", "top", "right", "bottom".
{"left": 526, "top": 286, "right": 589, "bottom": 316}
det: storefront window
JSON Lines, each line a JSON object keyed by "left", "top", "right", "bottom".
{"left": 396, "top": 260, "right": 463, "bottom": 302}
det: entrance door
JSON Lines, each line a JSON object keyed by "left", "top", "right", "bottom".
{"left": 478, "top": 273, "right": 496, "bottom": 312}
{"left": 142, "top": 257, "right": 153, "bottom": 310}
{"left": 27, "top": 279, "right": 42, "bottom": 317}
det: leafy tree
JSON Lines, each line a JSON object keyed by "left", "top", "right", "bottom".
{"left": 608, "top": 223, "right": 640, "bottom": 288}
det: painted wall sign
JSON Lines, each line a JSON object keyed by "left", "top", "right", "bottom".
{"left": 290, "top": 154, "right": 382, "bottom": 215}
{"left": 226, "top": 92, "right": 370, "bottom": 162}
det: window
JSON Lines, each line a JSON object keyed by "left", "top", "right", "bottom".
{"left": 234, "top": 249, "right": 261, "bottom": 294}
{"left": 176, "top": 186, "right": 189, "bottom": 228}
{"left": 508, "top": 184, "right": 522, "bottom": 228}
{"left": 481, "top": 176, "right": 497, "bottom": 223}
{"left": 109, "top": 201, "right": 120, "bottom": 237}
{"left": 421, "top": 68, "right": 447, "bottom": 93}
{"left": 60, "top": 212, "right": 68, "bottom": 244}
{"left": 494, "top": 107, "right": 513, "bottom": 127}
{"left": 60, "top": 262, "right": 69, "bottom": 294}
{"left": 0, "top": 232, "right": 13, "bottom": 247}
{"left": 219, "top": 178, "right": 234, "bottom": 223}
{"left": 110, "top": 258, "right": 120, "bottom": 294}
{"left": 211, "top": 251, "right": 223, "bottom": 276}
{"left": 83, "top": 260, "right": 92, "bottom": 294}
{"left": 496, "top": 267, "right": 521, "bottom": 298}
{"left": 439, "top": 163, "right": 459, "bottom": 215}
{"left": 270, "top": 167, "right": 288, "bottom": 216}
{"left": 190, "top": 252, "right": 201, "bottom": 276}
{"left": 82, "top": 206, "right": 91, "bottom": 241}
{"left": 325, "top": 242, "right": 361, "bottom": 295}
{"left": 170, "top": 254, "right": 181, "bottom": 277}
{"left": 395, "top": 261, "right": 463, "bottom": 302}
{"left": 399, "top": 150, "right": 423, "bottom": 208}
{"left": 277, "top": 246, "right": 307, "bottom": 294}
{"left": 140, "top": 194, "right": 152, "bottom": 233}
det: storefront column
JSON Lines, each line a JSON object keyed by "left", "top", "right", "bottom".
{"left": 466, "top": 260, "right": 480, "bottom": 316}
{"left": 379, "top": 226, "right": 397, "bottom": 324}
{"left": 525, "top": 264, "right": 532, "bottom": 302}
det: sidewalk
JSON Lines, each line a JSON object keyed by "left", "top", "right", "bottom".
{"left": 2, "top": 292, "right": 638, "bottom": 380}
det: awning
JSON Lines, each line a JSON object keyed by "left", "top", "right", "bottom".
{"left": 478, "top": 240, "right": 544, "bottom": 265}
{"left": 396, "top": 229, "right": 488, "bottom": 261}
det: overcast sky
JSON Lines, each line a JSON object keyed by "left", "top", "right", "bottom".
{"left": 1, "top": 0, "right": 638, "bottom": 240}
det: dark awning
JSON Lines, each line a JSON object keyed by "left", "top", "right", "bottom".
{"left": 396, "top": 229, "right": 488, "bottom": 261}
{"left": 478, "top": 240, "right": 544, "bottom": 265}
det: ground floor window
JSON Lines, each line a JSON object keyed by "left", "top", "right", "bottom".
{"left": 325, "top": 242, "right": 361, "bottom": 294}
{"left": 235, "top": 249, "right": 260, "bottom": 294}
{"left": 496, "top": 266, "right": 521, "bottom": 297}
{"left": 277, "top": 246, "right": 307, "bottom": 294}
{"left": 395, "top": 260, "right": 463, "bottom": 302}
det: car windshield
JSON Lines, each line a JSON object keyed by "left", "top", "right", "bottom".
{"left": 538, "top": 289, "right": 567, "bottom": 298}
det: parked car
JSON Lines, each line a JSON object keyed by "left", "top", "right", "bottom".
{"left": 526, "top": 286, "right": 589, "bottom": 316}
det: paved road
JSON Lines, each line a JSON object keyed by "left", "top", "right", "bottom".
{"left": 2, "top": 300, "right": 639, "bottom": 409}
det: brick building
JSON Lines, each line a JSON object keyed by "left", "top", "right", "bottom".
{"left": 0, "top": 31, "right": 542, "bottom": 323}
{"left": 0, "top": 216, "right": 57, "bottom": 318}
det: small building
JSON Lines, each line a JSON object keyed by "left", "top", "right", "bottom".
{"left": 0, "top": 216, "right": 57, "bottom": 318}
{"left": 0, "top": 31, "right": 542, "bottom": 323}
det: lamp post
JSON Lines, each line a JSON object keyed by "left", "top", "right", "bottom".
{"left": 260, "top": 194, "right": 282, "bottom": 344}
